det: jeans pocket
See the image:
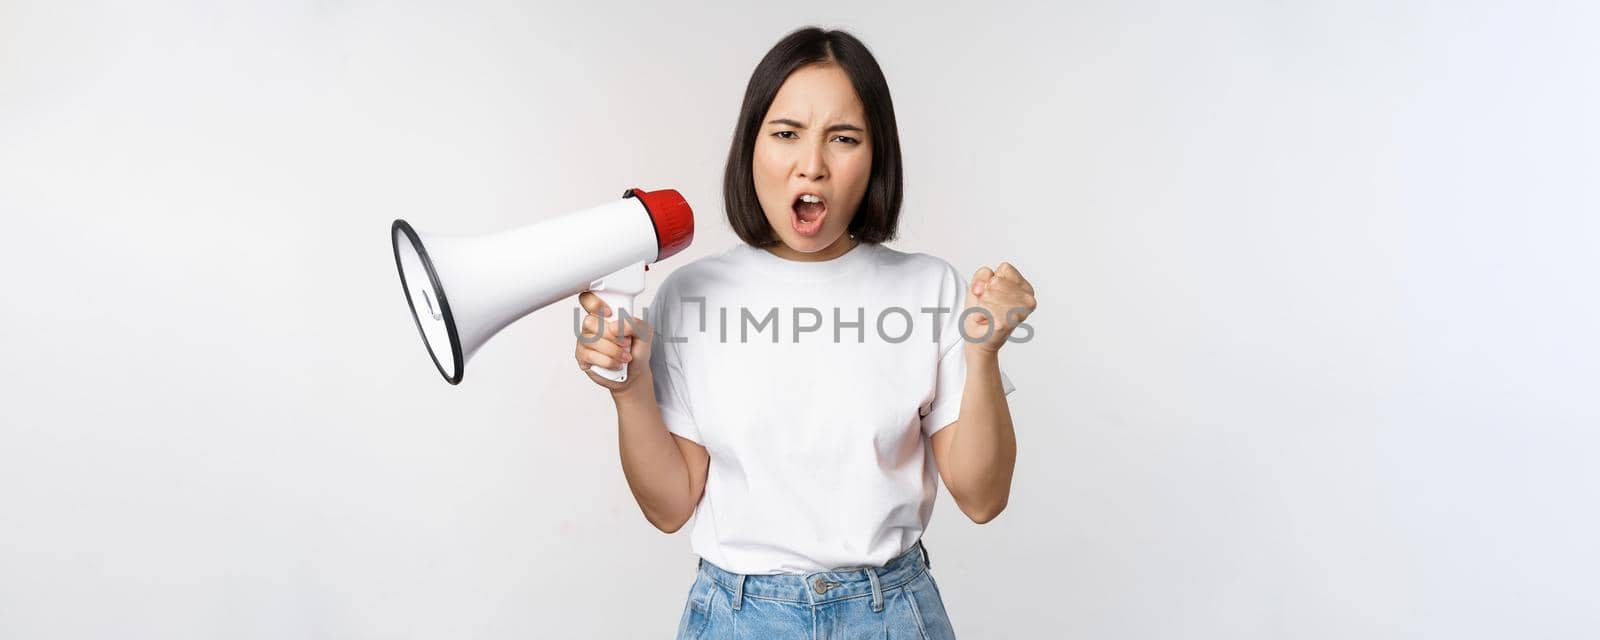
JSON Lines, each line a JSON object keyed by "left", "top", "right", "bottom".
{"left": 907, "top": 569, "right": 956, "bottom": 640}
{"left": 676, "top": 572, "right": 713, "bottom": 640}
{"left": 924, "top": 566, "right": 945, "bottom": 603}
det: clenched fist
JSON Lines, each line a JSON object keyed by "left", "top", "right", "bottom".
{"left": 961, "top": 261, "right": 1037, "bottom": 354}
{"left": 575, "top": 291, "right": 654, "bottom": 393}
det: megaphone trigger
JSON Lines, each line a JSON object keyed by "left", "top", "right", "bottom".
{"left": 587, "top": 260, "right": 648, "bottom": 383}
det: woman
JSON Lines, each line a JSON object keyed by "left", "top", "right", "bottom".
{"left": 574, "top": 26, "right": 1035, "bottom": 639}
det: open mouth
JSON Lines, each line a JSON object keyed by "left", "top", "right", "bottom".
{"left": 791, "top": 192, "right": 827, "bottom": 237}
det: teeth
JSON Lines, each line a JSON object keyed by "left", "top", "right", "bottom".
{"left": 799, "top": 194, "right": 822, "bottom": 204}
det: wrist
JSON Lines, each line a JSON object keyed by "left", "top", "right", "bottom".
{"left": 965, "top": 343, "right": 1001, "bottom": 365}
{"left": 610, "top": 373, "right": 655, "bottom": 405}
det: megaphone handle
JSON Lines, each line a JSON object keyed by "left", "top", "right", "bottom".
{"left": 590, "top": 290, "right": 637, "bottom": 383}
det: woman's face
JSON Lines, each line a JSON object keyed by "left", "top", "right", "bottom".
{"left": 752, "top": 63, "right": 872, "bottom": 261}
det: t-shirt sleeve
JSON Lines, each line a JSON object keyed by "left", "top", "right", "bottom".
{"left": 647, "top": 280, "right": 703, "bottom": 445}
{"left": 920, "top": 266, "right": 1017, "bottom": 437}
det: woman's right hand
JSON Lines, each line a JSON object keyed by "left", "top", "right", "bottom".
{"left": 575, "top": 291, "right": 654, "bottom": 394}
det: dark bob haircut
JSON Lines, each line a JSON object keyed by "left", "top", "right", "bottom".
{"left": 723, "top": 27, "right": 903, "bottom": 247}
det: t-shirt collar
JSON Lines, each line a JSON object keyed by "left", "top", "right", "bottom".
{"left": 736, "top": 237, "right": 877, "bottom": 282}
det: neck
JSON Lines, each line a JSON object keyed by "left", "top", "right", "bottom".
{"left": 763, "top": 234, "right": 859, "bottom": 262}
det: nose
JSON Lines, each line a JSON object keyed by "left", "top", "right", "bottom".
{"left": 797, "top": 141, "right": 827, "bottom": 181}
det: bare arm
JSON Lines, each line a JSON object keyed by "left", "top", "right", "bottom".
{"left": 574, "top": 291, "right": 708, "bottom": 534}
{"left": 612, "top": 377, "right": 709, "bottom": 533}
{"left": 931, "top": 346, "right": 1016, "bottom": 524}
{"left": 930, "top": 261, "right": 1036, "bottom": 524}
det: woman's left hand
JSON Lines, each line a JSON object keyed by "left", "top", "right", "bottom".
{"left": 962, "top": 262, "right": 1037, "bottom": 354}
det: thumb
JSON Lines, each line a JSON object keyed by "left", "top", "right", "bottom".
{"left": 970, "top": 266, "right": 995, "bottom": 298}
{"left": 632, "top": 317, "right": 655, "bottom": 352}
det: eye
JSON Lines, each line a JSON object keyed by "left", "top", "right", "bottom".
{"left": 772, "top": 131, "right": 798, "bottom": 140}
{"left": 832, "top": 135, "right": 861, "bottom": 145}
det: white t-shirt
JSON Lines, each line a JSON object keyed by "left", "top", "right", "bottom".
{"left": 645, "top": 240, "right": 1016, "bottom": 575}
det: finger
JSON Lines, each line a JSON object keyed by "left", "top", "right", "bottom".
{"left": 579, "top": 313, "right": 604, "bottom": 339}
{"left": 579, "top": 348, "right": 625, "bottom": 371}
{"left": 576, "top": 338, "right": 619, "bottom": 364}
{"left": 991, "top": 287, "right": 1036, "bottom": 311}
{"left": 616, "top": 313, "right": 648, "bottom": 339}
{"left": 578, "top": 291, "right": 612, "bottom": 317}
{"left": 621, "top": 317, "right": 653, "bottom": 345}
{"left": 971, "top": 266, "right": 995, "bottom": 296}
{"left": 994, "top": 263, "right": 1034, "bottom": 295}
{"left": 590, "top": 314, "right": 623, "bottom": 343}
{"left": 581, "top": 337, "right": 632, "bottom": 364}
{"left": 983, "top": 273, "right": 1026, "bottom": 298}
{"left": 580, "top": 314, "right": 630, "bottom": 348}
{"left": 624, "top": 318, "right": 649, "bottom": 355}
{"left": 602, "top": 315, "right": 636, "bottom": 344}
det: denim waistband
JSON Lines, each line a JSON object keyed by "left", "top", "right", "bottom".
{"left": 696, "top": 540, "right": 932, "bottom": 609}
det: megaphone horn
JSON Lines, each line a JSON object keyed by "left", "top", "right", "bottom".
{"left": 391, "top": 187, "right": 694, "bottom": 385}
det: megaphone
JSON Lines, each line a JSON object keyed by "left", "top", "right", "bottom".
{"left": 391, "top": 187, "right": 694, "bottom": 385}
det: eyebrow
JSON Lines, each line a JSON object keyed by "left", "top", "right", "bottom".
{"left": 766, "top": 118, "right": 864, "bottom": 133}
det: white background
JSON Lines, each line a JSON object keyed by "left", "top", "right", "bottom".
{"left": 3, "top": 1, "right": 1597, "bottom": 638}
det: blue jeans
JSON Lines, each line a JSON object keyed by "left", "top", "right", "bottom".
{"left": 675, "top": 540, "right": 957, "bottom": 639}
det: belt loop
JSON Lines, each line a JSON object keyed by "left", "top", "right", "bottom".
{"left": 732, "top": 574, "right": 745, "bottom": 611}
{"left": 918, "top": 539, "right": 932, "bottom": 570}
{"left": 866, "top": 567, "right": 883, "bottom": 613}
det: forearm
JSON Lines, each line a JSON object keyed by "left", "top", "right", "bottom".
{"left": 611, "top": 374, "right": 695, "bottom": 531}
{"left": 946, "top": 346, "right": 1018, "bottom": 521}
